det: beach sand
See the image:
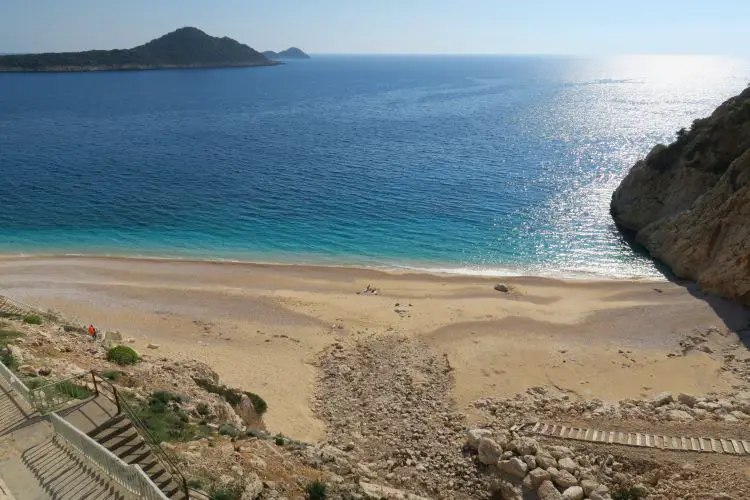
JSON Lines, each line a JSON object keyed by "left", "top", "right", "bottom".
{"left": 0, "top": 255, "right": 746, "bottom": 442}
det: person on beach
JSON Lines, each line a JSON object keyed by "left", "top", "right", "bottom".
{"left": 88, "top": 324, "right": 97, "bottom": 340}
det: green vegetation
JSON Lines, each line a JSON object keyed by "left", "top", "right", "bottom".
{"left": 107, "top": 345, "right": 139, "bottom": 365}
{"left": 132, "top": 391, "right": 208, "bottom": 443}
{"left": 274, "top": 434, "right": 286, "bottom": 446}
{"left": 101, "top": 370, "right": 125, "bottom": 381}
{"left": 306, "top": 480, "right": 328, "bottom": 500}
{"left": 22, "top": 314, "right": 43, "bottom": 325}
{"left": 0, "top": 27, "right": 274, "bottom": 72}
{"left": 209, "top": 486, "right": 241, "bottom": 500}
{"left": 0, "top": 328, "right": 23, "bottom": 370}
{"left": 613, "top": 486, "right": 647, "bottom": 500}
{"left": 196, "top": 402, "right": 211, "bottom": 416}
{"left": 193, "top": 377, "right": 267, "bottom": 415}
{"left": 186, "top": 478, "right": 204, "bottom": 489}
{"left": 63, "top": 324, "right": 83, "bottom": 333}
{"left": 218, "top": 423, "right": 240, "bottom": 437}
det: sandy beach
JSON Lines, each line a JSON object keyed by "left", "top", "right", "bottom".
{"left": 0, "top": 255, "right": 746, "bottom": 442}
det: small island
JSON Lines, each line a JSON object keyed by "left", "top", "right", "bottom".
{"left": 262, "top": 47, "right": 310, "bottom": 60}
{"left": 0, "top": 27, "right": 278, "bottom": 72}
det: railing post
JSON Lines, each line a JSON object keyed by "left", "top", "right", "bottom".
{"left": 112, "top": 386, "right": 121, "bottom": 414}
{"left": 183, "top": 476, "right": 189, "bottom": 499}
{"left": 91, "top": 371, "right": 99, "bottom": 396}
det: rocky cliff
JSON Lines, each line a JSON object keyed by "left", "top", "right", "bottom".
{"left": 611, "top": 86, "right": 750, "bottom": 306}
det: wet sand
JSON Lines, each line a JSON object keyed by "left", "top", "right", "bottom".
{"left": 0, "top": 255, "right": 746, "bottom": 441}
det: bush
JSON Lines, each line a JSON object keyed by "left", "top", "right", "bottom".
{"left": 63, "top": 324, "right": 83, "bottom": 333}
{"left": 613, "top": 486, "right": 647, "bottom": 500}
{"left": 196, "top": 402, "right": 211, "bottom": 416}
{"left": 150, "top": 391, "right": 183, "bottom": 404}
{"left": 274, "top": 434, "right": 285, "bottom": 446}
{"left": 186, "top": 478, "right": 203, "bottom": 489}
{"left": 210, "top": 487, "right": 240, "bottom": 500}
{"left": 101, "top": 370, "right": 124, "bottom": 381}
{"left": 22, "top": 315, "right": 42, "bottom": 325}
{"left": 107, "top": 345, "right": 139, "bottom": 365}
{"left": 306, "top": 481, "right": 327, "bottom": 500}
{"left": 193, "top": 377, "right": 267, "bottom": 415}
{"left": 218, "top": 423, "right": 239, "bottom": 437}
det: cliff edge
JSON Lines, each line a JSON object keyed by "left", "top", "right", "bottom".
{"left": 611, "top": 86, "right": 750, "bottom": 306}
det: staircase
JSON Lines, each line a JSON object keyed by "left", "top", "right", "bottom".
{"left": 87, "top": 415, "right": 187, "bottom": 500}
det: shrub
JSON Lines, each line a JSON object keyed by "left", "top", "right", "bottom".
{"left": 101, "top": 370, "right": 124, "bottom": 381}
{"left": 22, "top": 315, "right": 42, "bottom": 325}
{"left": 193, "top": 378, "right": 267, "bottom": 415}
{"left": 63, "top": 324, "right": 83, "bottom": 333}
{"left": 107, "top": 345, "right": 139, "bottom": 365}
{"left": 218, "top": 423, "right": 240, "bottom": 437}
{"left": 0, "top": 329, "right": 23, "bottom": 347}
{"left": 210, "top": 487, "right": 240, "bottom": 500}
{"left": 186, "top": 478, "right": 203, "bottom": 489}
{"left": 196, "top": 402, "right": 211, "bottom": 416}
{"left": 57, "top": 380, "right": 92, "bottom": 400}
{"left": 613, "top": 486, "right": 647, "bottom": 500}
{"left": 150, "top": 391, "right": 182, "bottom": 404}
{"left": 274, "top": 434, "right": 285, "bottom": 446}
{"left": 306, "top": 481, "right": 327, "bottom": 500}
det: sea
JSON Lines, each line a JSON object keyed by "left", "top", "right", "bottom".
{"left": 1, "top": 55, "right": 749, "bottom": 278}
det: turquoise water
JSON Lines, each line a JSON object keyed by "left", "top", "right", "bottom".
{"left": 1, "top": 55, "right": 749, "bottom": 277}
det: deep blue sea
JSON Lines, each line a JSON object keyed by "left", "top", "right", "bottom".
{"left": 1, "top": 55, "right": 749, "bottom": 277}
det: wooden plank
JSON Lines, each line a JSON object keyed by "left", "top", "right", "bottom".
{"left": 711, "top": 439, "right": 722, "bottom": 453}
{"left": 721, "top": 439, "right": 734, "bottom": 454}
{"left": 680, "top": 437, "right": 689, "bottom": 450}
{"left": 549, "top": 424, "right": 558, "bottom": 436}
{"left": 690, "top": 438, "right": 701, "bottom": 451}
{"left": 699, "top": 438, "right": 710, "bottom": 452}
{"left": 607, "top": 431, "right": 615, "bottom": 444}
{"left": 531, "top": 422, "right": 541, "bottom": 433}
{"left": 731, "top": 440, "right": 743, "bottom": 455}
{"left": 742, "top": 441, "right": 750, "bottom": 454}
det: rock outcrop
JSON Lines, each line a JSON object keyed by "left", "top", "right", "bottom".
{"left": 611, "top": 86, "right": 750, "bottom": 306}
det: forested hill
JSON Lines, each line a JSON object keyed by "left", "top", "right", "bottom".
{"left": 0, "top": 27, "right": 277, "bottom": 72}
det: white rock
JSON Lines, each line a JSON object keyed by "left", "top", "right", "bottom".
{"left": 668, "top": 409, "right": 694, "bottom": 421}
{"left": 524, "top": 468, "right": 551, "bottom": 490}
{"left": 538, "top": 480, "right": 564, "bottom": 500}
{"left": 466, "top": 428, "right": 493, "bottom": 450}
{"left": 495, "top": 479, "right": 522, "bottom": 500}
{"left": 478, "top": 437, "right": 503, "bottom": 465}
{"left": 523, "top": 454, "right": 537, "bottom": 470}
{"left": 581, "top": 479, "right": 600, "bottom": 496}
{"left": 678, "top": 393, "right": 697, "bottom": 407}
{"left": 360, "top": 482, "right": 430, "bottom": 500}
{"left": 147, "top": 343, "right": 160, "bottom": 349}
{"left": 550, "top": 468, "right": 578, "bottom": 489}
{"left": 562, "top": 486, "right": 584, "bottom": 500}
{"left": 536, "top": 452, "right": 557, "bottom": 469}
{"left": 652, "top": 391, "right": 674, "bottom": 406}
{"left": 557, "top": 457, "right": 578, "bottom": 473}
{"left": 509, "top": 437, "right": 538, "bottom": 456}
{"left": 497, "top": 457, "right": 528, "bottom": 478}
{"left": 240, "top": 473, "right": 263, "bottom": 499}
{"left": 548, "top": 446, "right": 573, "bottom": 460}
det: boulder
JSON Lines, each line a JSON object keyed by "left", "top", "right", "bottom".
{"left": 538, "top": 480, "right": 564, "bottom": 500}
{"left": 668, "top": 409, "right": 694, "bottom": 422}
{"left": 550, "top": 468, "right": 578, "bottom": 489}
{"left": 509, "top": 437, "right": 538, "bottom": 456}
{"left": 466, "top": 428, "right": 493, "bottom": 450}
{"left": 494, "top": 479, "right": 522, "bottom": 500}
{"left": 652, "top": 392, "right": 674, "bottom": 406}
{"left": 523, "top": 468, "right": 551, "bottom": 490}
{"left": 17, "top": 364, "right": 37, "bottom": 377}
{"left": 522, "top": 454, "right": 536, "bottom": 470}
{"left": 581, "top": 479, "right": 600, "bottom": 496}
{"left": 240, "top": 473, "right": 263, "bottom": 500}
{"left": 678, "top": 393, "right": 698, "bottom": 407}
{"left": 497, "top": 457, "right": 528, "bottom": 478}
{"left": 38, "top": 366, "right": 52, "bottom": 376}
{"left": 548, "top": 446, "right": 573, "bottom": 460}
{"left": 494, "top": 283, "right": 510, "bottom": 293}
{"left": 562, "top": 486, "right": 584, "bottom": 500}
{"left": 536, "top": 452, "right": 557, "bottom": 469}
{"left": 478, "top": 437, "right": 503, "bottom": 465}
{"left": 557, "top": 457, "right": 578, "bottom": 474}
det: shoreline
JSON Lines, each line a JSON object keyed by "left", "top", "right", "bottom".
{"left": 0, "top": 252, "right": 668, "bottom": 283}
{"left": 1, "top": 253, "right": 741, "bottom": 442}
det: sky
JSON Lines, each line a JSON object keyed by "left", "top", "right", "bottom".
{"left": 1, "top": 0, "right": 749, "bottom": 55}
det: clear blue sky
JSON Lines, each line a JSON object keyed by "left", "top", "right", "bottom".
{"left": 1, "top": 0, "right": 748, "bottom": 55}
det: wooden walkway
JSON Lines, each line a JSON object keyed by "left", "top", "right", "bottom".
{"left": 512, "top": 422, "right": 750, "bottom": 455}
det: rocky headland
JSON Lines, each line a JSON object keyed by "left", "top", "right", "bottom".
{"left": 611, "top": 86, "right": 750, "bottom": 306}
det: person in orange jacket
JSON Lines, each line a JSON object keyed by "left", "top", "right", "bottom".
{"left": 88, "top": 324, "right": 97, "bottom": 340}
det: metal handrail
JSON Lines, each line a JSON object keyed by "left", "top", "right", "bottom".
{"left": 50, "top": 413, "right": 169, "bottom": 500}
{"left": 92, "top": 371, "right": 190, "bottom": 499}
{"left": 28, "top": 372, "right": 93, "bottom": 413}
{"left": 0, "top": 357, "right": 32, "bottom": 404}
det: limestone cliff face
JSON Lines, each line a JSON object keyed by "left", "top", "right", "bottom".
{"left": 611, "top": 86, "right": 750, "bottom": 306}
